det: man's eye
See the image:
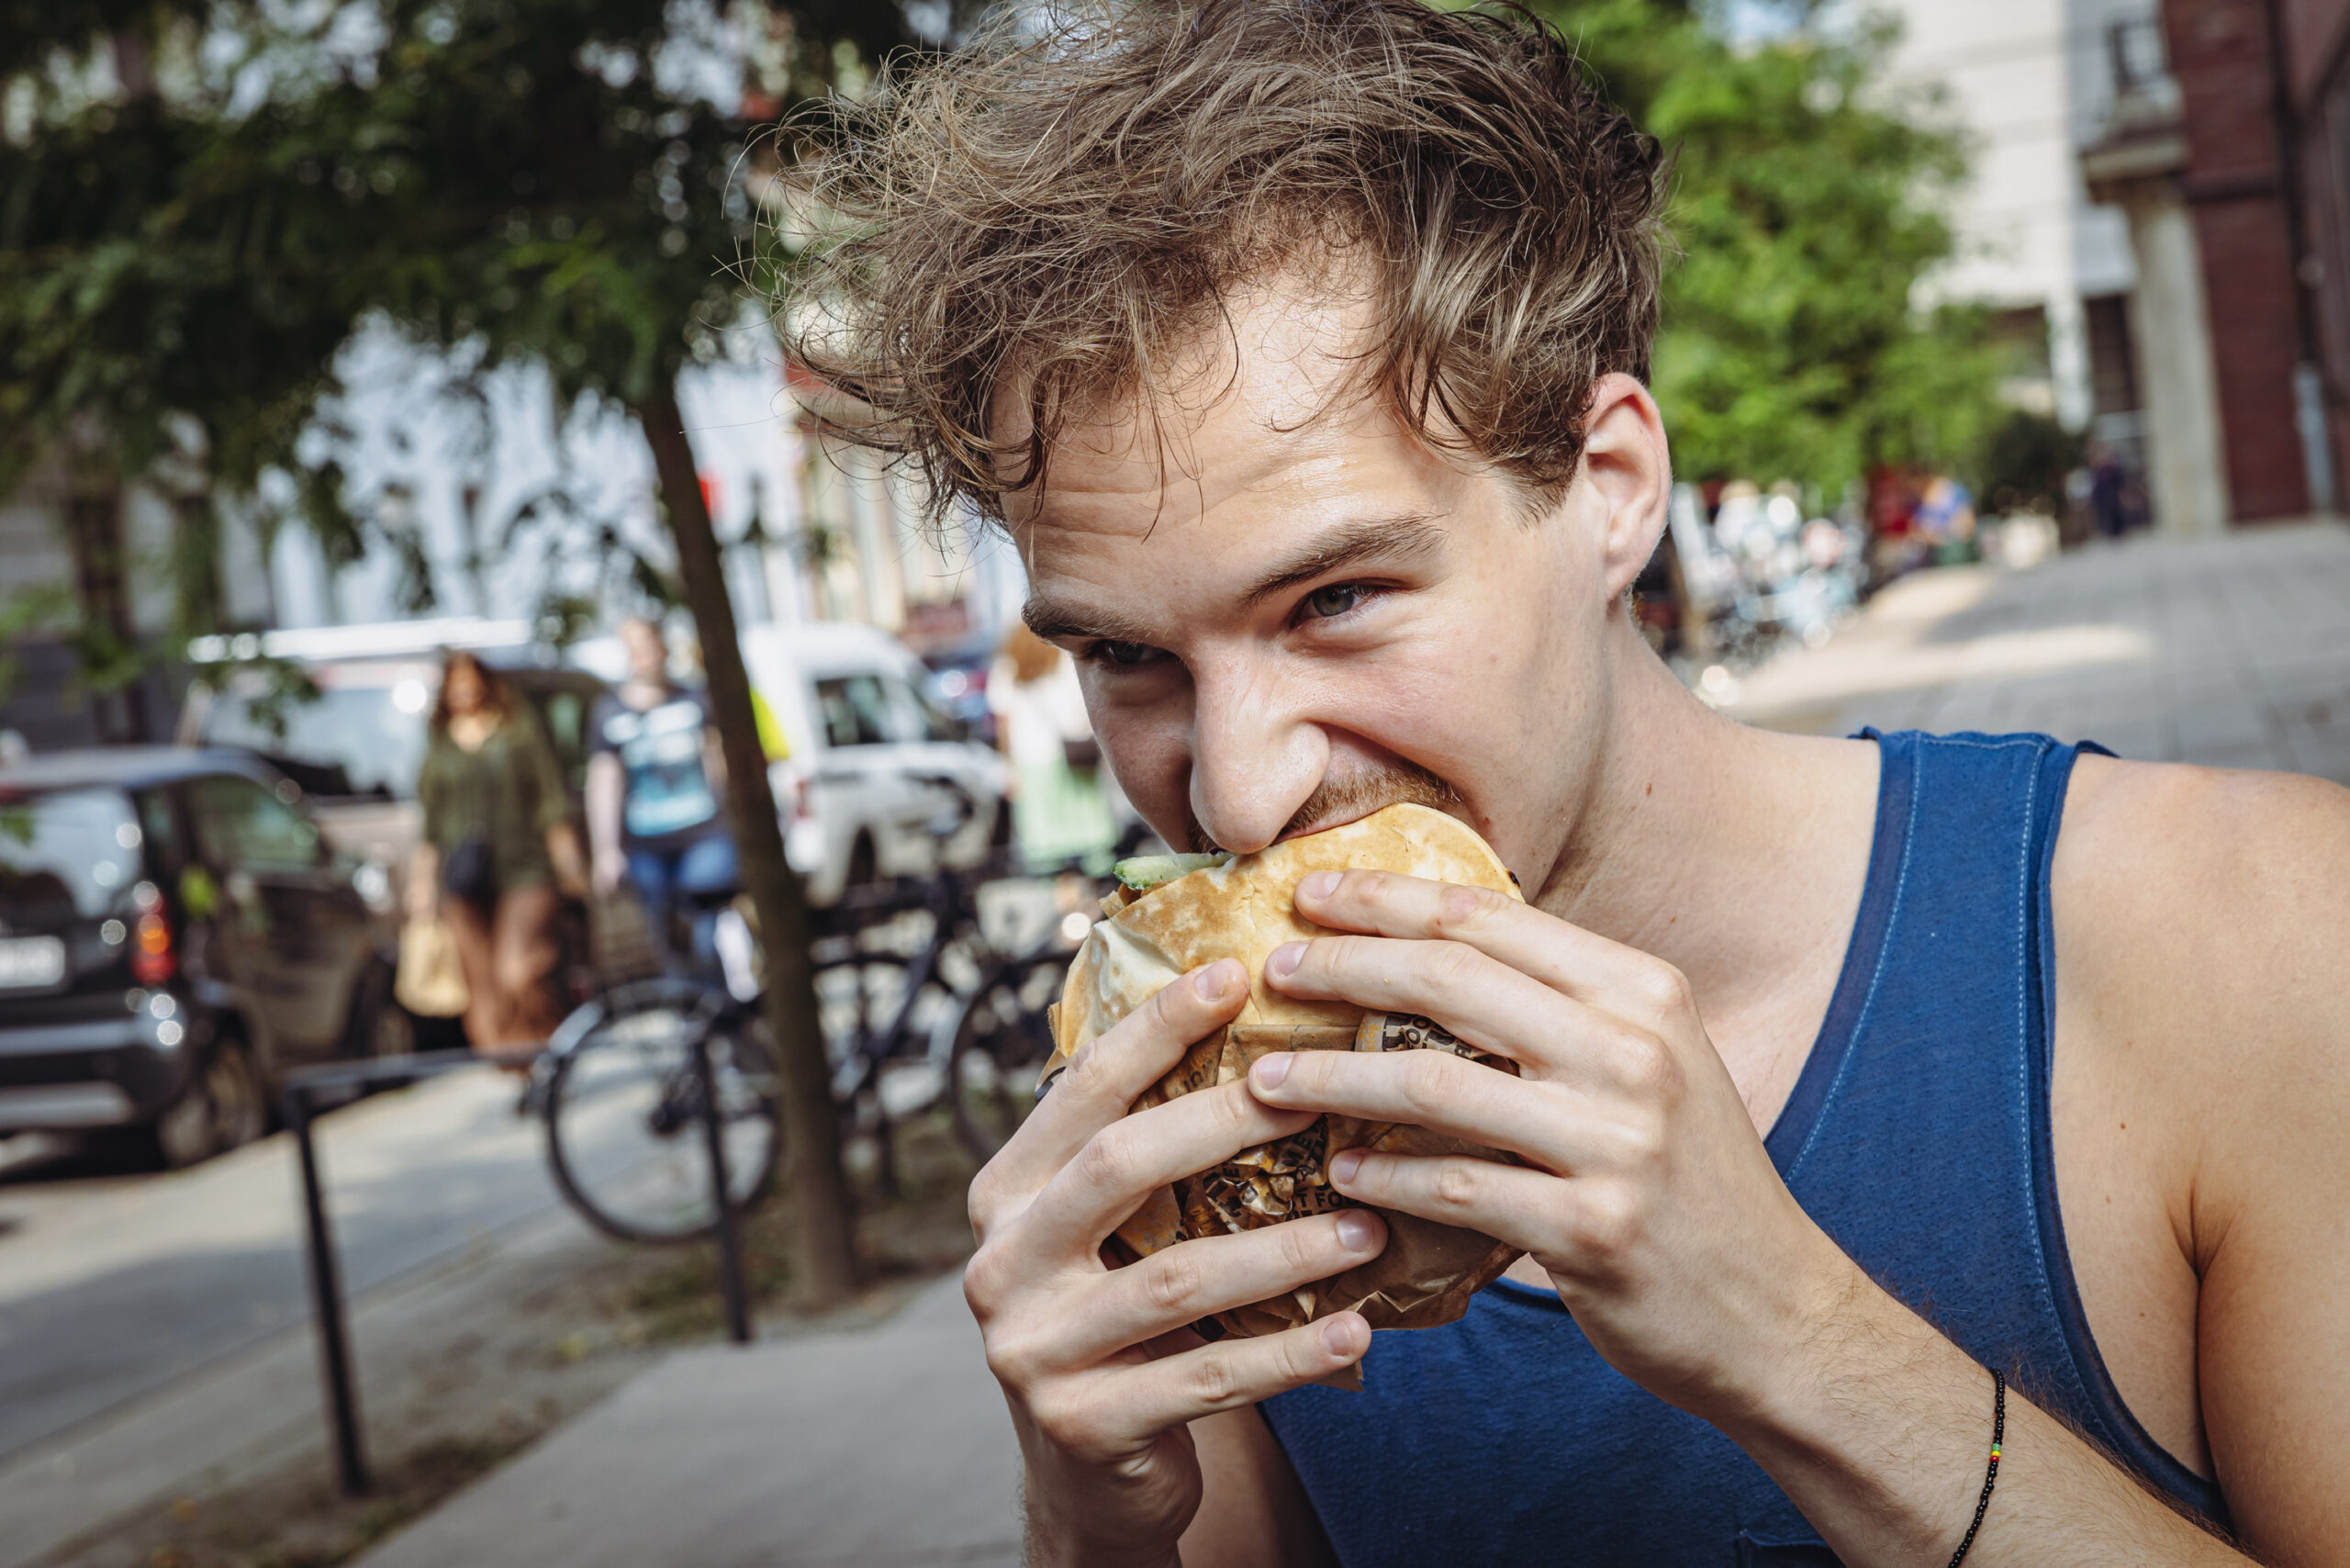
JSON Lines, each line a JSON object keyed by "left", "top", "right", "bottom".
{"left": 1092, "top": 640, "right": 1158, "bottom": 667}
{"left": 1304, "top": 583, "right": 1367, "bottom": 620}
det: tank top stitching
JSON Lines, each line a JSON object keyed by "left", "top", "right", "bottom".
{"left": 2016, "top": 745, "right": 2115, "bottom": 1423}
{"left": 2009, "top": 751, "right": 2056, "bottom": 1309}
{"left": 1921, "top": 735, "right": 2051, "bottom": 753}
{"left": 1784, "top": 740, "right": 1920, "bottom": 1184}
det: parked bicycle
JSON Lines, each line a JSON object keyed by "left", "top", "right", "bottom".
{"left": 533, "top": 780, "right": 1083, "bottom": 1243}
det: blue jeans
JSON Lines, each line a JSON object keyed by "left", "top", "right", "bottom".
{"left": 626, "top": 835, "right": 739, "bottom": 976}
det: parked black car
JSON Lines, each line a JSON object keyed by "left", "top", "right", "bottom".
{"left": 0, "top": 748, "right": 393, "bottom": 1166}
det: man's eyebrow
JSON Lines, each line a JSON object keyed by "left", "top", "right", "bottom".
{"left": 1022, "top": 597, "right": 1160, "bottom": 645}
{"left": 1237, "top": 513, "right": 1444, "bottom": 610}
{"left": 1021, "top": 513, "right": 1445, "bottom": 644}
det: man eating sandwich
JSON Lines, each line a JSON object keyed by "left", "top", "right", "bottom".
{"left": 779, "top": 3, "right": 2350, "bottom": 1563}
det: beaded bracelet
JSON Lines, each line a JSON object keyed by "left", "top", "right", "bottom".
{"left": 1945, "top": 1369, "right": 2007, "bottom": 1568}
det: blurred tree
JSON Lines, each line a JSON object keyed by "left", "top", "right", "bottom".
{"left": 1527, "top": 0, "right": 2007, "bottom": 497}
{"left": 1981, "top": 408, "right": 2086, "bottom": 518}
{"left": 3, "top": 0, "right": 920, "bottom": 1301}
{"left": 330, "top": 0, "right": 912, "bottom": 1305}
{"left": 0, "top": 9, "right": 371, "bottom": 734}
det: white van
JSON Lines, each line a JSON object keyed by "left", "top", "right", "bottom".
{"left": 749, "top": 623, "right": 1010, "bottom": 902}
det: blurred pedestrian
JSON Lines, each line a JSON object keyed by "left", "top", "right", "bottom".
{"left": 2087, "top": 442, "right": 2131, "bottom": 539}
{"left": 587, "top": 616, "right": 736, "bottom": 974}
{"left": 1914, "top": 474, "right": 1978, "bottom": 565}
{"left": 989, "top": 624, "right": 1117, "bottom": 872}
{"left": 406, "top": 652, "right": 584, "bottom": 1053}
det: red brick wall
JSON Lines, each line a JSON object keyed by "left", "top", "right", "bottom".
{"left": 2284, "top": 0, "right": 2350, "bottom": 504}
{"left": 2165, "top": 0, "right": 2311, "bottom": 520}
{"left": 2279, "top": 0, "right": 2350, "bottom": 111}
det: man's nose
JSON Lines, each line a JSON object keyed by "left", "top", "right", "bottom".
{"left": 1187, "top": 656, "right": 1324, "bottom": 855}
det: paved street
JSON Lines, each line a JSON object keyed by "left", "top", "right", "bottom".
{"left": 0, "top": 1070, "right": 564, "bottom": 1463}
{"left": 1721, "top": 521, "right": 2350, "bottom": 783}
{"left": 0, "top": 1066, "right": 680, "bottom": 1568}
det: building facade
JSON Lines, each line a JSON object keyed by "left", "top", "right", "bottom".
{"left": 1886, "top": 0, "right": 2346, "bottom": 532}
{"left": 2081, "top": 0, "right": 2348, "bottom": 528}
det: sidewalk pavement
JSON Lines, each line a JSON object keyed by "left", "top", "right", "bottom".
{"left": 1721, "top": 521, "right": 2350, "bottom": 783}
{"left": 352, "top": 1272, "right": 1019, "bottom": 1568}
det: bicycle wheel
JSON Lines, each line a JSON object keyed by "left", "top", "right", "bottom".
{"left": 543, "top": 980, "right": 783, "bottom": 1244}
{"left": 814, "top": 915, "right": 983, "bottom": 1121}
{"left": 949, "top": 947, "right": 1073, "bottom": 1159}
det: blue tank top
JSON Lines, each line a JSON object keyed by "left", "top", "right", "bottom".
{"left": 1261, "top": 731, "right": 2228, "bottom": 1564}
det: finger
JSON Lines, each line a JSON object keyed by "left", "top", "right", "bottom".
{"left": 1325, "top": 1148, "right": 1567, "bottom": 1258}
{"left": 1294, "top": 869, "right": 1682, "bottom": 1021}
{"left": 1042, "top": 1315, "right": 1372, "bottom": 1460}
{"left": 1247, "top": 1042, "right": 1610, "bottom": 1170}
{"left": 1267, "top": 929, "right": 1663, "bottom": 1088}
{"left": 1054, "top": 1210, "right": 1388, "bottom": 1367}
{"left": 977, "top": 958, "right": 1249, "bottom": 1206}
{"left": 1021, "top": 1080, "right": 1317, "bottom": 1249}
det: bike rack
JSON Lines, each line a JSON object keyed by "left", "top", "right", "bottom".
{"left": 279, "top": 1039, "right": 749, "bottom": 1497}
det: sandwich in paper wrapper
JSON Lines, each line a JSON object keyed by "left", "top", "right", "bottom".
{"left": 1044, "top": 803, "right": 1526, "bottom": 1380}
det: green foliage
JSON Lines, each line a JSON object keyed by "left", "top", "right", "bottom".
{"left": 1, "top": 0, "right": 910, "bottom": 652}
{"left": 1530, "top": 0, "right": 2006, "bottom": 494}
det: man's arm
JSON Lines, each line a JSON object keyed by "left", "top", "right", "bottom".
{"left": 1247, "top": 868, "right": 2267, "bottom": 1566}
{"left": 1178, "top": 1411, "right": 1335, "bottom": 1568}
{"left": 1712, "top": 1277, "right": 2238, "bottom": 1563}
{"left": 2053, "top": 758, "right": 2350, "bottom": 1562}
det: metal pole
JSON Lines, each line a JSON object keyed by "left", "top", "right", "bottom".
{"left": 692, "top": 1028, "right": 753, "bottom": 1345}
{"left": 290, "top": 1087, "right": 369, "bottom": 1495}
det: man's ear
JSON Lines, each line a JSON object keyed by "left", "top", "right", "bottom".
{"left": 1574, "top": 373, "right": 1672, "bottom": 601}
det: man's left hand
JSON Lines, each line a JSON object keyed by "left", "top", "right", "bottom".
{"left": 1249, "top": 868, "right": 1856, "bottom": 1422}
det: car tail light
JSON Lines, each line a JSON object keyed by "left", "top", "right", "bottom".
{"left": 129, "top": 882, "right": 175, "bottom": 986}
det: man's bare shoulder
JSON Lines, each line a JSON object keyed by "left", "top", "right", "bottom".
{"left": 2055, "top": 762, "right": 2350, "bottom": 1551}
{"left": 2059, "top": 754, "right": 2350, "bottom": 989}
{"left": 2054, "top": 753, "right": 2350, "bottom": 1182}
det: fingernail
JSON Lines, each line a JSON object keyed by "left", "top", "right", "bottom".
{"left": 1300, "top": 870, "right": 1341, "bottom": 901}
{"left": 1253, "top": 1052, "right": 1292, "bottom": 1091}
{"left": 1193, "top": 960, "right": 1238, "bottom": 1000}
{"left": 1320, "top": 1316, "right": 1364, "bottom": 1358}
{"left": 1266, "top": 942, "right": 1304, "bottom": 979}
{"left": 1335, "top": 1210, "right": 1379, "bottom": 1251}
{"left": 1329, "top": 1148, "right": 1365, "bottom": 1184}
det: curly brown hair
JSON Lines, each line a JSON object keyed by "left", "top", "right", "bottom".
{"left": 778, "top": 0, "right": 1665, "bottom": 528}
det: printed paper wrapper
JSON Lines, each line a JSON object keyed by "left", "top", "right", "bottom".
{"left": 1138, "top": 1013, "right": 1524, "bottom": 1345}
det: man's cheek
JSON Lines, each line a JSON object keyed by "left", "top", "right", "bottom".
{"left": 1097, "top": 714, "right": 1192, "bottom": 827}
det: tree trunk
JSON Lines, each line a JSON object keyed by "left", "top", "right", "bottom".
{"left": 636, "top": 377, "right": 858, "bottom": 1307}
{"left": 65, "top": 487, "right": 151, "bottom": 744}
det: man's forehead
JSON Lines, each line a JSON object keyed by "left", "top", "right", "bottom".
{"left": 996, "top": 273, "right": 1405, "bottom": 528}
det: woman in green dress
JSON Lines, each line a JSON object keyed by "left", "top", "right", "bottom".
{"left": 405, "top": 652, "right": 586, "bottom": 1051}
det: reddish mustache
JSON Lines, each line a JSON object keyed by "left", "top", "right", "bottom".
{"left": 1184, "top": 761, "right": 1461, "bottom": 855}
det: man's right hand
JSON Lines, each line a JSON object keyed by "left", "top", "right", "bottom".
{"left": 964, "top": 958, "right": 1385, "bottom": 1567}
